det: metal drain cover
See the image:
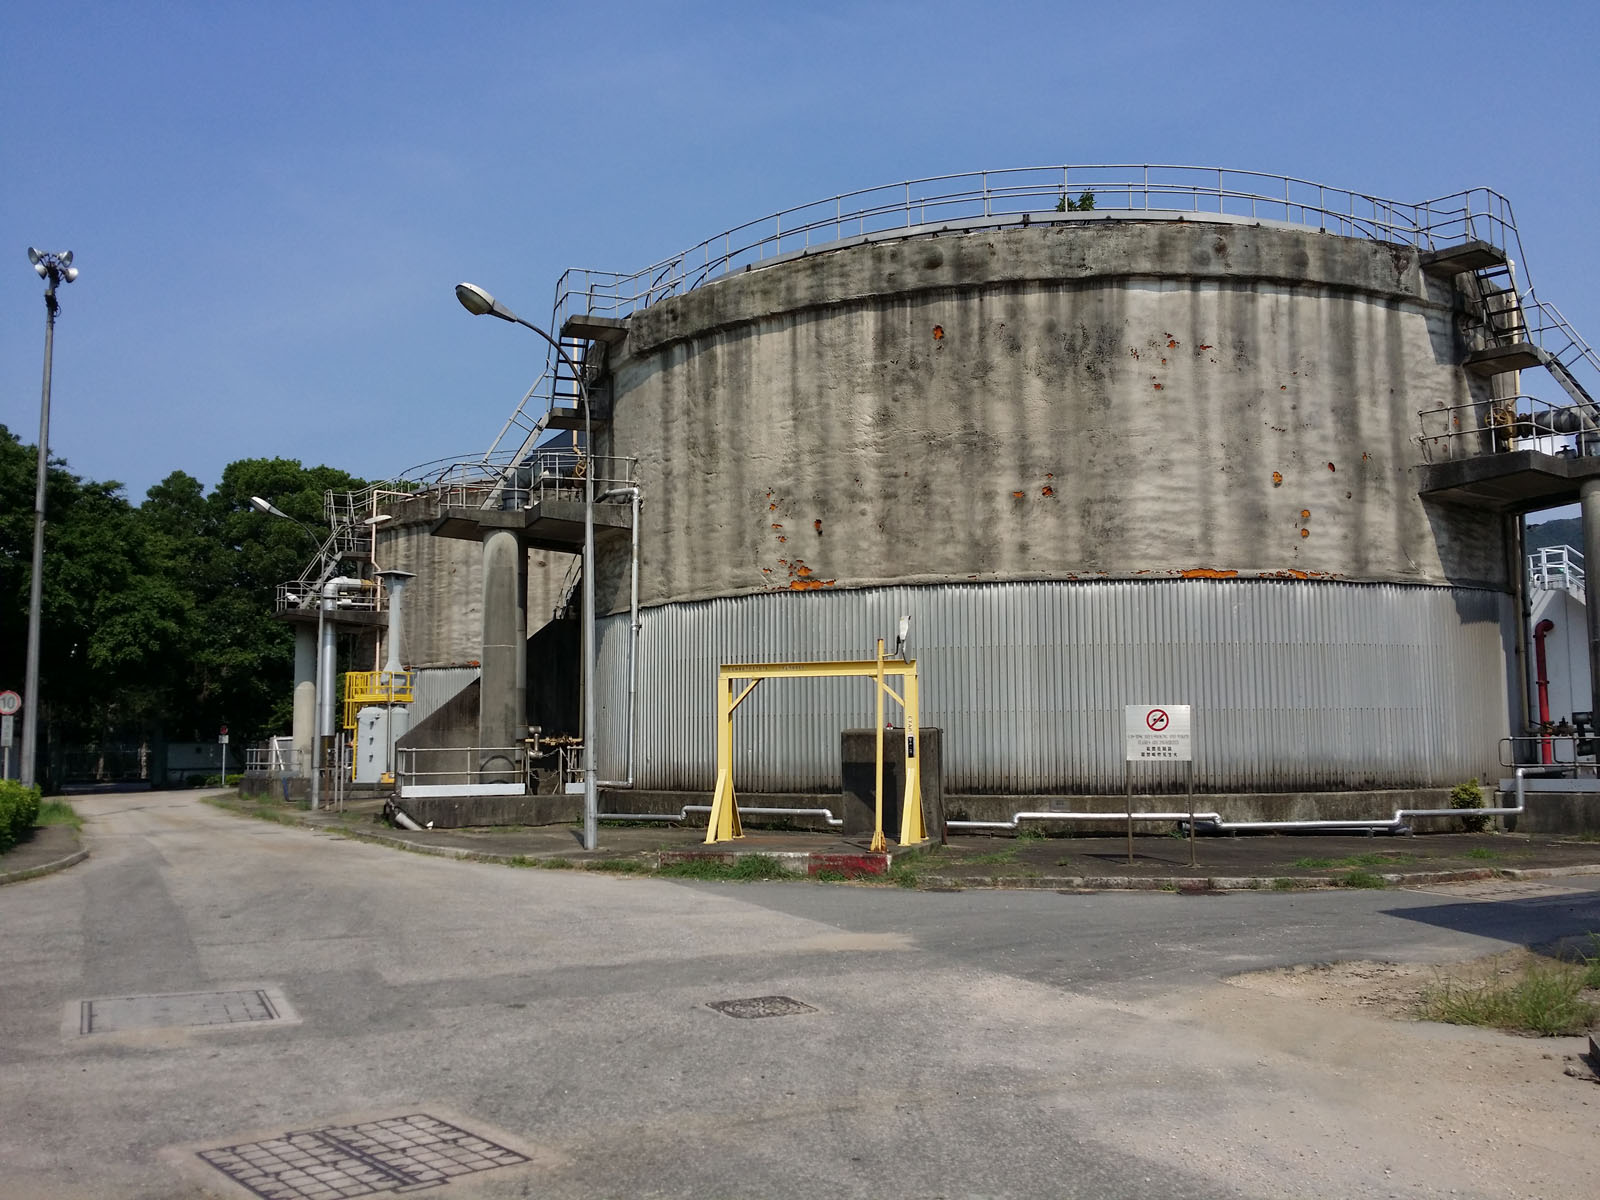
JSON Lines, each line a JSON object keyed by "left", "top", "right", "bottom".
{"left": 196, "top": 1113, "right": 528, "bottom": 1199}
{"left": 75, "top": 987, "right": 294, "bottom": 1035}
{"left": 707, "top": 995, "right": 817, "bottom": 1019}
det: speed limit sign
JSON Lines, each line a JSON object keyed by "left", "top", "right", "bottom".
{"left": 0, "top": 691, "right": 20, "bottom": 717}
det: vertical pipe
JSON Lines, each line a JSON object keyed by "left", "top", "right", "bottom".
{"left": 872, "top": 638, "right": 886, "bottom": 852}
{"left": 1534, "top": 619, "right": 1555, "bottom": 764}
{"left": 1581, "top": 478, "right": 1600, "bottom": 728}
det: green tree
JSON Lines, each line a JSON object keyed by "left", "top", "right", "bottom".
{"left": 1055, "top": 190, "right": 1096, "bottom": 212}
{"left": 0, "top": 427, "right": 368, "bottom": 786}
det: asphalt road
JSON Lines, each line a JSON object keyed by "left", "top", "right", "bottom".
{"left": 3, "top": 791, "right": 1599, "bottom": 1199}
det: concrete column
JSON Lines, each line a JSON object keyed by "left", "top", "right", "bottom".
{"left": 292, "top": 624, "right": 317, "bottom": 778}
{"left": 1582, "top": 479, "right": 1600, "bottom": 725}
{"left": 479, "top": 528, "right": 527, "bottom": 782}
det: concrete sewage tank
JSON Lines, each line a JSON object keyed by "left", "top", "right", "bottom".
{"left": 457, "top": 169, "right": 1563, "bottom": 817}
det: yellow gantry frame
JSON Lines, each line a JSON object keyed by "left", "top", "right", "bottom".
{"left": 705, "top": 641, "right": 925, "bottom": 851}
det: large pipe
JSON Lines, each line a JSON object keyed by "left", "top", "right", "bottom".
{"left": 598, "top": 486, "right": 640, "bottom": 788}
{"left": 1535, "top": 618, "right": 1556, "bottom": 764}
{"left": 1582, "top": 478, "right": 1600, "bottom": 734}
{"left": 945, "top": 772, "right": 1532, "bottom": 835}
{"left": 377, "top": 569, "right": 415, "bottom": 674}
{"left": 310, "top": 576, "right": 374, "bottom": 812}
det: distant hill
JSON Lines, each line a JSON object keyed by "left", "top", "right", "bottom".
{"left": 1526, "top": 517, "right": 1583, "bottom": 556}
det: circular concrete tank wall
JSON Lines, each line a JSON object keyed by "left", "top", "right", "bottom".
{"left": 583, "top": 216, "right": 1514, "bottom": 793}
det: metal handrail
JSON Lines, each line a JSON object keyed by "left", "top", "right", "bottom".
{"left": 549, "top": 167, "right": 1520, "bottom": 330}
{"left": 1415, "top": 393, "right": 1596, "bottom": 462}
{"left": 395, "top": 745, "right": 527, "bottom": 789}
{"left": 1528, "top": 545, "right": 1585, "bottom": 599}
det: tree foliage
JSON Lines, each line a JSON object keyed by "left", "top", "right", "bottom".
{"left": 0, "top": 425, "right": 366, "bottom": 777}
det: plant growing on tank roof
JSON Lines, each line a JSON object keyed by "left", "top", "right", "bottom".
{"left": 1450, "top": 777, "right": 1489, "bottom": 832}
{"left": 1056, "top": 190, "right": 1096, "bottom": 212}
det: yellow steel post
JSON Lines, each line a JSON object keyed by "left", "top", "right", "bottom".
{"left": 898, "top": 663, "right": 926, "bottom": 845}
{"left": 705, "top": 675, "right": 743, "bottom": 842}
{"left": 871, "top": 638, "right": 887, "bottom": 852}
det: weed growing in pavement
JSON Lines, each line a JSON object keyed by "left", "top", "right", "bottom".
{"left": 814, "top": 868, "right": 848, "bottom": 882}
{"left": 887, "top": 860, "right": 923, "bottom": 888}
{"left": 1014, "top": 829, "right": 1046, "bottom": 844}
{"left": 1292, "top": 857, "right": 1335, "bottom": 869}
{"left": 587, "top": 858, "right": 651, "bottom": 874}
{"left": 36, "top": 800, "right": 82, "bottom": 830}
{"left": 1338, "top": 869, "right": 1386, "bottom": 889}
{"left": 1420, "top": 960, "right": 1599, "bottom": 1035}
{"left": 1271, "top": 877, "right": 1301, "bottom": 890}
{"left": 1462, "top": 847, "right": 1504, "bottom": 861}
{"left": 657, "top": 854, "right": 792, "bottom": 881}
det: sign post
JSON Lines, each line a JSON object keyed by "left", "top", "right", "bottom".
{"left": 1123, "top": 704, "right": 1195, "bottom": 867}
{"left": 218, "top": 726, "right": 230, "bottom": 786}
{"left": 0, "top": 691, "right": 20, "bottom": 782}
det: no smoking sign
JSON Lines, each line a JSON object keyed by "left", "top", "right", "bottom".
{"left": 1125, "top": 704, "right": 1192, "bottom": 761}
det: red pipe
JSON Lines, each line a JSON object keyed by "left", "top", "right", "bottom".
{"left": 1534, "top": 618, "right": 1556, "bottom": 764}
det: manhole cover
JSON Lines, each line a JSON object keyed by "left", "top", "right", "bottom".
{"left": 76, "top": 987, "right": 293, "bottom": 1035}
{"left": 707, "top": 995, "right": 817, "bottom": 1019}
{"left": 197, "top": 1113, "right": 528, "bottom": 1199}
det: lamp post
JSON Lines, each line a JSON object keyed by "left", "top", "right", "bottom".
{"left": 20, "top": 249, "right": 78, "bottom": 791}
{"left": 454, "top": 282, "right": 598, "bottom": 851}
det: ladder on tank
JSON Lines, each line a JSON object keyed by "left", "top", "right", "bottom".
{"left": 1428, "top": 241, "right": 1600, "bottom": 429}
{"left": 475, "top": 332, "right": 595, "bottom": 509}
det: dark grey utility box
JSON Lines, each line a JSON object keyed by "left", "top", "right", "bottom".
{"left": 840, "top": 727, "right": 944, "bottom": 843}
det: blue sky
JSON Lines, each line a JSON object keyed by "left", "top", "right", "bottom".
{"left": 3, "top": 0, "right": 1597, "bottom": 505}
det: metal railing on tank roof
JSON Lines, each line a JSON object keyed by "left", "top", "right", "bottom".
{"left": 550, "top": 165, "right": 1524, "bottom": 329}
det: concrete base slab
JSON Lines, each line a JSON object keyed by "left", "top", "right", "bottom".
{"left": 389, "top": 793, "right": 580, "bottom": 828}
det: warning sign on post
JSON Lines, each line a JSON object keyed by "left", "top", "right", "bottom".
{"left": 1124, "top": 704, "right": 1192, "bottom": 762}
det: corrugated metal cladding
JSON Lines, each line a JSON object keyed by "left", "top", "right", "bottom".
{"left": 592, "top": 580, "right": 1514, "bottom": 794}
{"left": 409, "top": 666, "right": 479, "bottom": 727}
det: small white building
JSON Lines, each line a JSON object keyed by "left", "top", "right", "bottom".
{"left": 1527, "top": 546, "right": 1590, "bottom": 725}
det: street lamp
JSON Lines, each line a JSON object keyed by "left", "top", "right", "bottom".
{"left": 20, "top": 249, "right": 78, "bottom": 791}
{"left": 454, "top": 281, "right": 599, "bottom": 851}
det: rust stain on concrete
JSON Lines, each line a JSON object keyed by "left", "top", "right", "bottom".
{"left": 1179, "top": 568, "right": 1239, "bottom": 579}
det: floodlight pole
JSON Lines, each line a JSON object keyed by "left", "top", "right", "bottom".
{"left": 455, "top": 283, "right": 599, "bottom": 851}
{"left": 21, "top": 250, "right": 76, "bottom": 791}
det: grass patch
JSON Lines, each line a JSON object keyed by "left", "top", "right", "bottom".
{"left": 963, "top": 846, "right": 1019, "bottom": 865}
{"left": 1291, "top": 852, "right": 1415, "bottom": 871}
{"left": 36, "top": 800, "right": 82, "bottom": 830}
{"left": 814, "top": 868, "right": 848, "bottom": 882}
{"left": 1014, "top": 829, "right": 1046, "bottom": 845}
{"left": 1420, "top": 959, "right": 1599, "bottom": 1036}
{"left": 1462, "top": 847, "right": 1504, "bottom": 861}
{"left": 887, "top": 861, "right": 924, "bottom": 888}
{"left": 587, "top": 858, "right": 651, "bottom": 874}
{"left": 1338, "top": 869, "right": 1386, "bottom": 889}
{"left": 657, "top": 854, "right": 793, "bottom": 881}
{"left": 1271, "top": 877, "right": 1301, "bottom": 891}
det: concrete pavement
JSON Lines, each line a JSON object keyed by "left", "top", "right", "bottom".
{"left": 4, "top": 790, "right": 1600, "bottom": 1198}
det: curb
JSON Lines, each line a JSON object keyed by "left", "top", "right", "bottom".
{"left": 208, "top": 804, "right": 1600, "bottom": 891}
{"left": 908, "top": 864, "right": 1600, "bottom": 892}
{"left": 0, "top": 848, "right": 89, "bottom": 887}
